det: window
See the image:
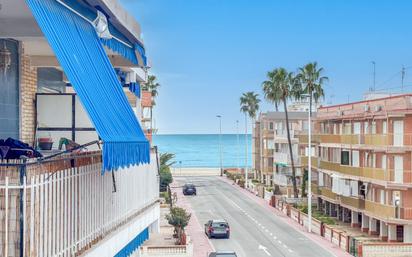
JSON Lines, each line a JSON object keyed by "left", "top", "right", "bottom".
{"left": 381, "top": 154, "right": 387, "bottom": 169}
{"left": 371, "top": 121, "right": 376, "bottom": 134}
{"left": 382, "top": 120, "right": 387, "bottom": 134}
{"left": 380, "top": 190, "right": 385, "bottom": 204}
{"left": 364, "top": 121, "right": 369, "bottom": 134}
{"left": 269, "top": 122, "right": 273, "bottom": 130}
{"left": 341, "top": 150, "right": 350, "bottom": 165}
{"left": 352, "top": 150, "right": 360, "bottom": 167}
{"left": 344, "top": 122, "right": 351, "bottom": 134}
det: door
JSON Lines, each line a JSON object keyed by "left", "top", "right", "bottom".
{"left": 0, "top": 39, "right": 19, "bottom": 139}
{"left": 394, "top": 156, "right": 403, "bottom": 183}
{"left": 393, "top": 120, "right": 404, "bottom": 146}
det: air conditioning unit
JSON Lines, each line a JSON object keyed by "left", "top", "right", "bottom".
{"left": 374, "top": 105, "right": 382, "bottom": 112}
{"left": 364, "top": 105, "right": 370, "bottom": 112}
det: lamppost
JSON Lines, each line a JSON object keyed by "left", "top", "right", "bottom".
{"left": 236, "top": 120, "right": 240, "bottom": 172}
{"left": 302, "top": 93, "right": 312, "bottom": 233}
{"left": 216, "top": 115, "right": 223, "bottom": 176}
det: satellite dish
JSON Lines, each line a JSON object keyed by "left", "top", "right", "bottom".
{"left": 93, "top": 11, "right": 112, "bottom": 39}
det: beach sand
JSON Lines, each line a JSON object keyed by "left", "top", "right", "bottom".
{"left": 170, "top": 167, "right": 220, "bottom": 176}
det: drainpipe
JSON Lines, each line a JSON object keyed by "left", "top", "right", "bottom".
{"left": 19, "top": 158, "right": 27, "bottom": 257}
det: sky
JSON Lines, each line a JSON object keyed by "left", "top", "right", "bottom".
{"left": 120, "top": 0, "right": 412, "bottom": 134}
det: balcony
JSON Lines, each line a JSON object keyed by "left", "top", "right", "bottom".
{"left": 263, "top": 166, "right": 274, "bottom": 173}
{"left": 320, "top": 187, "right": 337, "bottom": 201}
{"left": 314, "top": 133, "right": 412, "bottom": 147}
{"left": 340, "top": 195, "right": 365, "bottom": 210}
{"left": 365, "top": 200, "right": 396, "bottom": 219}
{"left": 296, "top": 133, "right": 320, "bottom": 144}
{"left": 274, "top": 152, "right": 289, "bottom": 165}
{"left": 311, "top": 183, "right": 320, "bottom": 195}
{"left": 319, "top": 160, "right": 387, "bottom": 181}
{"left": 263, "top": 129, "right": 273, "bottom": 138}
{"left": 263, "top": 149, "right": 274, "bottom": 157}
{"left": 363, "top": 134, "right": 391, "bottom": 146}
{"left": 141, "top": 91, "right": 152, "bottom": 107}
{"left": 300, "top": 156, "right": 318, "bottom": 166}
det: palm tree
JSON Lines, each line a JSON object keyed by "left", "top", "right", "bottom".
{"left": 262, "top": 68, "right": 300, "bottom": 198}
{"left": 143, "top": 75, "right": 160, "bottom": 129}
{"left": 240, "top": 92, "right": 260, "bottom": 188}
{"left": 298, "top": 62, "right": 328, "bottom": 116}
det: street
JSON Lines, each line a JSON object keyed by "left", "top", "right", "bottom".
{"left": 174, "top": 176, "right": 335, "bottom": 257}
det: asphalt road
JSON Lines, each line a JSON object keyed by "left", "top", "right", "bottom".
{"left": 175, "top": 176, "right": 335, "bottom": 257}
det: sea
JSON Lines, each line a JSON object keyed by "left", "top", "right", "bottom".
{"left": 153, "top": 134, "right": 252, "bottom": 168}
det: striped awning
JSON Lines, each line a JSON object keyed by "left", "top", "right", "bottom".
{"left": 26, "top": 0, "right": 150, "bottom": 172}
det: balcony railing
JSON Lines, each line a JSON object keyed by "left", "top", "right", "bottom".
{"left": 300, "top": 156, "right": 318, "bottom": 166}
{"left": 365, "top": 200, "right": 396, "bottom": 219}
{"left": 262, "top": 129, "right": 273, "bottom": 138}
{"left": 320, "top": 187, "right": 337, "bottom": 201}
{"left": 363, "top": 134, "right": 391, "bottom": 146}
{"left": 0, "top": 151, "right": 159, "bottom": 257}
{"left": 311, "top": 133, "right": 412, "bottom": 147}
{"left": 273, "top": 152, "right": 289, "bottom": 164}
{"left": 340, "top": 195, "right": 365, "bottom": 210}
{"left": 263, "top": 166, "right": 273, "bottom": 173}
{"left": 319, "top": 160, "right": 390, "bottom": 182}
{"left": 263, "top": 149, "right": 274, "bottom": 157}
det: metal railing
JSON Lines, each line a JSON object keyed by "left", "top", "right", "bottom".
{"left": 0, "top": 151, "right": 159, "bottom": 257}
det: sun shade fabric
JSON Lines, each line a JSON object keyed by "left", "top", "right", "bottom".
{"left": 26, "top": 0, "right": 150, "bottom": 172}
{"left": 101, "top": 38, "right": 139, "bottom": 65}
{"left": 114, "top": 227, "right": 149, "bottom": 257}
{"left": 128, "top": 82, "right": 141, "bottom": 98}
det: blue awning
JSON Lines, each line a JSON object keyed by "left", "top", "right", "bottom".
{"left": 26, "top": 0, "right": 150, "bottom": 172}
{"left": 128, "top": 82, "right": 141, "bottom": 98}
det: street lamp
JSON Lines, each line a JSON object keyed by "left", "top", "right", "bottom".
{"left": 301, "top": 93, "right": 312, "bottom": 233}
{"left": 216, "top": 115, "right": 223, "bottom": 176}
{"left": 236, "top": 120, "right": 240, "bottom": 172}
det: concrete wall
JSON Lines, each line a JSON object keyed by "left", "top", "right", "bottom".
{"left": 82, "top": 204, "right": 160, "bottom": 257}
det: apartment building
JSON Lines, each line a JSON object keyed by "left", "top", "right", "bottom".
{"left": 253, "top": 111, "right": 313, "bottom": 196}
{"left": 305, "top": 94, "right": 412, "bottom": 243}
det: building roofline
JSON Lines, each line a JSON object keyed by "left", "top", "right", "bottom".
{"left": 319, "top": 93, "right": 412, "bottom": 110}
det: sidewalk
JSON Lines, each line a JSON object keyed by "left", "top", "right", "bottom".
{"left": 219, "top": 177, "right": 352, "bottom": 257}
{"left": 170, "top": 182, "right": 215, "bottom": 257}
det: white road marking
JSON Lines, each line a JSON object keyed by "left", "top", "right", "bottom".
{"left": 258, "top": 244, "right": 272, "bottom": 256}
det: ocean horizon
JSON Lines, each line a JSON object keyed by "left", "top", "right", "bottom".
{"left": 153, "top": 134, "right": 252, "bottom": 168}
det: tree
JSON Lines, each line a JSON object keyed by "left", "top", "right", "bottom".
{"left": 262, "top": 68, "right": 300, "bottom": 198}
{"left": 159, "top": 153, "right": 175, "bottom": 192}
{"left": 142, "top": 75, "right": 160, "bottom": 129}
{"left": 166, "top": 207, "right": 191, "bottom": 245}
{"left": 298, "top": 62, "right": 328, "bottom": 116}
{"left": 297, "top": 62, "right": 327, "bottom": 198}
{"left": 240, "top": 92, "right": 260, "bottom": 188}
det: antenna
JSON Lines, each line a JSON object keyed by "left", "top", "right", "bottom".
{"left": 371, "top": 61, "right": 376, "bottom": 91}
{"left": 402, "top": 65, "right": 406, "bottom": 92}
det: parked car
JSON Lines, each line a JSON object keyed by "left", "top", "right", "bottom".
{"left": 208, "top": 251, "right": 237, "bottom": 257}
{"left": 204, "top": 219, "right": 230, "bottom": 238}
{"left": 183, "top": 183, "right": 197, "bottom": 195}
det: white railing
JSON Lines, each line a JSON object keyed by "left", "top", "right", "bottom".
{"left": 362, "top": 243, "right": 412, "bottom": 257}
{"left": 140, "top": 240, "right": 193, "bottom": 257}
{"left": 0, "top": 152, "right": 159, "bottom": 257}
